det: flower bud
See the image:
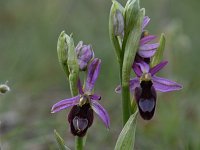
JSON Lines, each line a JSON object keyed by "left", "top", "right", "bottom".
{"left": 75, "top": 41, "right": 94, "bottom": 71}
{"left": 57, "top": 31, "right": 69, "bottom": 78}
{"left": 113, "top": 9, "right": 124, "bottom": 37}
{"left": 109, "top": 0, "right": 124, "bottom": 63}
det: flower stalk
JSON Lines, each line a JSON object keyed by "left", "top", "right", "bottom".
{"left": 75, "top": 137, "right": 83, "bottom": 150}
{"left": 110, "top": 0, "right": 142, "bottom": 125}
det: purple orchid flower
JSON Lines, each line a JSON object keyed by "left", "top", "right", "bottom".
{"left": 135, "top": 16, "right": 159, "bottom": 63}
{"left": 75, "top": 41, "right": 94, "bottom": 71}
{"left": 51, "top": 58, "right": 110, "bottom": 137}
{"left": 116, "top": 61, "right": 182, "bottom": 120}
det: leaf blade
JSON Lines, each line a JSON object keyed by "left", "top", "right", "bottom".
{"left": 54, "top": 130, "right": 71, "bottom": 150}
{"left": 114, "top": 110, "right": 138, "bottom": 150}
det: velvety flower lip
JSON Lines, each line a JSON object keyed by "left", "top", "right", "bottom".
{"left": 51, "top": 58, "right": 110, "bottom": 136}
{"left": 134, "top": 80, "right": 157, "bottom": 120}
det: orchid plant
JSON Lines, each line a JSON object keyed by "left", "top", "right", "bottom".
{"left": 51, "top": 0, "right": 182, "bottom": 149}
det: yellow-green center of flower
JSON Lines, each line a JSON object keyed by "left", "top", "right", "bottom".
{"left": 79, "top": 94, "right": 90, "bottom": 107}
{"left": 140, "top": 73, "right": 151, "bottom": 82}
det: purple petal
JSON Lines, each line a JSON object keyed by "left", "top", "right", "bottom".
{"left": 152, "top": 76, "right": 183, "bottom": 92}
{"left": 85, "top": 58, "right": 101, "bottom": 92}
{"left": 135, "top": 62, "right": 150, "bottom": 73}
{"left": 51, "top": 95, "right": 80, "bottom": 113}
{"left": 130, "top": 77, "right": 140, "bottom": 93}
{"left": 142, "top": 16, "right": 150, "bottom": 30}
{"left": 140, "top": 35, "right": 157, "bottom": 45}
{"left": 138, "top": 49, "right": 156, "bottom": 58}
{"left": 138, "top": 43, "right": 159, "bottom": 58}
{"left": 91, "top": 101, "right": 110, "bottom": 129}
{"left": 132, "top": 63, "right": 143, "bottom": 77}
{"left": 90, "top": 94, "right": 101, "bottom": 100}
{"left": 150, "top": 61, "right": 168, "bottom": 76}
{"left": 78, "top": 78, "right": 84, "bottom": 95}
{"left": 79, "top": 61, "right": 88, "bottom": 70}
{"left": 140, "top": 43, "right": 159, "bottom": 51}
{"left": 115, "top": 77, "right": 140, "bottom": 94}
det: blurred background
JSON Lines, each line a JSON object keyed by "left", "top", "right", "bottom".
{"left": 0, "top": 0, "right": 199, "bottom": 149}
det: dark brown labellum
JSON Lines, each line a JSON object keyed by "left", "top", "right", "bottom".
{"left": 68, "top": 103, "right": 93, "bottom": 137}
{"left": 134, "top": 80, "right": 157, "bottom": 120}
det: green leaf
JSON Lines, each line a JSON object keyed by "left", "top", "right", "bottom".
{"left": 114, "top": 110, "right": 138, "bottom": 150}
{"left": 122, "top": 9, "right": 144, "bottom": 86}
{"left": 54, "top": 130, "right": 71, "bottom": 150}
{"left": 151, "top": 33, "right": 166, "bottom": 67}
{"left": 57, "top": 31, "right": 69, "bottom": 78}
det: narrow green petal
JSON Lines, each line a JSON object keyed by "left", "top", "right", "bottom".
{"left": 151, "top": 33, "right": 166, "bottom": 67}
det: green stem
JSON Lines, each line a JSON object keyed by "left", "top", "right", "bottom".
{"left": 119, "top": 61, "right": 131, "bottom": 126}
{"left": 120, "top": 32, "right": 132, "bottom": 126}
{"left": 75, "top": 137, "right": 83, "bottom": 150}
{"left": 121, "top": 83, "right": 131, "bottom": 125}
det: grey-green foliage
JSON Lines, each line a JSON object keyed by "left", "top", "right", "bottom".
{"left": 114, "top": 110, "right": 138, "bottom": 150}
{"left": 122, "top": 8, "right": 144, "bottom": 86}
{"left": 54, "top": 130, "right": 71, "bottom": 150}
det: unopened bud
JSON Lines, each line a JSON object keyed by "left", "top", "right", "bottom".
{"left": 75, "top": 41, "right": 94, "bottom": 71}
{"left": 113, "top": 9, "right": 124, "bottom": 37}
{"left": 57, "top": 31, "right": 69, "bottom": 77}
